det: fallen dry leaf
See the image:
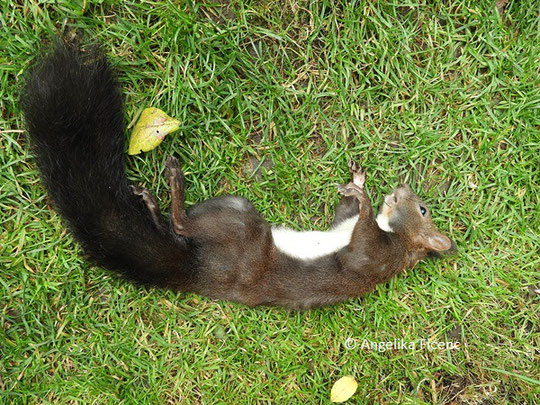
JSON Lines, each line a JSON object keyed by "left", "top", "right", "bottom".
{"left": 330, "top": 375, "right": 358, "bottom": 403}
{"left": 128, "top": 107, "right": 180, "bottom": 155}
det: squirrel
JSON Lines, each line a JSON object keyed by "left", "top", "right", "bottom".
{"left": 21, "top": 41, "right": 455, "bottom": 310}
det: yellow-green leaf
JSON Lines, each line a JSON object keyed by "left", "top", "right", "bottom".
{"left": 128, "top": 107, "right": 180, "bottom": 155}
{"left": 330, "top": 376, "right": 358, "bottom": 403}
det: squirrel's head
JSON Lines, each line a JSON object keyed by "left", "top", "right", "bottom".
{"left": 376, "top": 184, "right": 454, "bottom": 254}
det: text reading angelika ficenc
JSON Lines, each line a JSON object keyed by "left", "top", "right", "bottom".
{"left": 345, "top": 338, "right": 460, "bottom": 352}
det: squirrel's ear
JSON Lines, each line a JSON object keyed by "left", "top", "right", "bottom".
{"left": 418, "top": 231, "right": 452, "bottom": 252}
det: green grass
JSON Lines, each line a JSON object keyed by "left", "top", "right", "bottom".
{"left": 1, "top": 0, "right": 539, "bottom": 403}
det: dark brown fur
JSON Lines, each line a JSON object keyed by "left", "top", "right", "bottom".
{"left": 138, "top": 157, "right": 453, "bottom": 309}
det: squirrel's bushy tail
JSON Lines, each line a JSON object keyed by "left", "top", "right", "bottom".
{"left": 22, "top": 41, "right": 197, "bottom": 288}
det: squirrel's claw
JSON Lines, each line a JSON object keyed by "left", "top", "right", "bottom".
{"left": 348, "top": 159, "right": 366, "bottom": 189}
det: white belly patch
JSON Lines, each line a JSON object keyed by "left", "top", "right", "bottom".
{"left": 271, "top": 215, "right": 359, "bottom": 260}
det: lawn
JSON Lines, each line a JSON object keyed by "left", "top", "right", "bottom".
{"left": 1, "top": 0, "right": 539, "bottom": 403}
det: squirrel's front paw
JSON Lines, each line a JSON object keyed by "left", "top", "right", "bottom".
{"left": 337, "top": 183, "right": 363, "bottom": 200}
{"left": 348, "top": 159, "right": 366, "bottom": 189}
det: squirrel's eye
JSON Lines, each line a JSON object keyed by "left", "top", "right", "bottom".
{"left": 420, "top": 206, "right": 427, "bottom": 216}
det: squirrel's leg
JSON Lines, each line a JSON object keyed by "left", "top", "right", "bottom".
{"left": 332, "top": 160, "right": 365, "bottom": 226}
{"left": 337, "top": 160, "right": 381, "bottom": 255}
{"left": 165, "top": 156, "right": 189, "bottom": 236}
{"left": 130, "top": 185, "right": 164, "bottom": 228}
{"left": 336, "top": 159, "right": 376, "bottom": 222}
{"left": 332, "top": 197, "right": 359, "bottom": 227}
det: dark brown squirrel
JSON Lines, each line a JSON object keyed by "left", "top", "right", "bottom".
{"left": 22, "top": 41, "right": 455, "bottom": 310}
